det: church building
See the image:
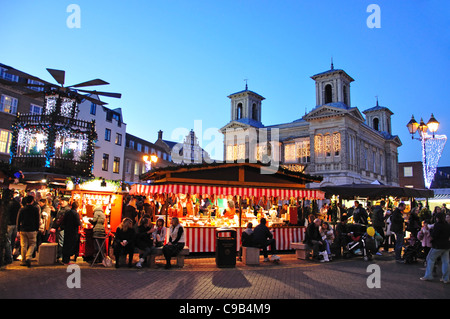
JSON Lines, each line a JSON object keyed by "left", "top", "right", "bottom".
{"left": 220, "top": 64, "right": 402, "bottom": 187}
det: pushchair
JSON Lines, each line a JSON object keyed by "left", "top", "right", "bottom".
{"left": 403, "top": 235, "right": 423, "bottom": 264}
{"left": 343, "top": 224, "right": 376, "bottom": 261}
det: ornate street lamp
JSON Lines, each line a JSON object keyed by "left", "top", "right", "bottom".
{"left": 406, "top": 113, "right": 447, "bottom": 189}
{"left": 143, "top": 152, "right": 158, "bottom": 171}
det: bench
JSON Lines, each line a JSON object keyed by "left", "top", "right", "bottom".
{"left": 291, "top": 242, "right": 312, "bottom": 260}
{"left": 145, "top": 246, "right": 190, "bottom": 268}
{"left": 242, "top": 246, "right": 260, "bottom": 265}
{"left": 38, "top": 243, "right": 58, "bottom": 265}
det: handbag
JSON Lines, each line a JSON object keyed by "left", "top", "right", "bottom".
{"left": 47, "top": 229, "right": 56, "bottom": 243}
{"left": 102, "top": 256, "right": 113, "bottom": 267}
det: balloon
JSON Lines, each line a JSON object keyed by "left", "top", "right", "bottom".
{"left": 367, "top": 226, "right": 375, "bottom": 237}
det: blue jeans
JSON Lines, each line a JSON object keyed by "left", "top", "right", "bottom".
{"left": 423, "top": 248, "right": 450, "bottom": 281}
{"left": 394, "top": 232, "right": 404, "bottom": 260}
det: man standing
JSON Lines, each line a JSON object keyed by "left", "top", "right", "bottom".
{"left": 390, "top": 202, "right": 406, "bottom": 263}
{"left": 52, "top": 196, "right": 71, "bottom": 261}
{"left": 16, "top": 195, "right": 40, "bottom": 267}
{"left": 371, "top": 200, "right": 386, "bottom": 256}
{"left": 252, "top": 218, "right": 280, "bottom": 262}
{"left": 420, "top": 212, "right": 450, "bottom": 283}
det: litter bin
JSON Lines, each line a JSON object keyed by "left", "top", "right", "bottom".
{"left": 215, "top": 228, "right": 237, "bottom": 268}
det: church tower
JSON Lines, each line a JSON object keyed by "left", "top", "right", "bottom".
{"left": 310, "top": 61, "right": 354, "bottom": 108}
{"left": 227, "top": 83, "right": 265, "bottom": 126}
{"left": 363, "top": 98, "right": 393, "bottom": 134}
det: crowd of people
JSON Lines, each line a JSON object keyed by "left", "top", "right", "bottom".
{"left": 4, "top": 189, "right": 80, "bottom": 267}
{"left": 5, "top": 189, "right": 450, "bottom": 282}
{"left": 301, "top": 200, "right": 450, "bottom": 283}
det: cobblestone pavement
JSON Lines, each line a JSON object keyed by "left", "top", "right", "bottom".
{"left": 1, "top": 251, "right": 449, "bottom": 303}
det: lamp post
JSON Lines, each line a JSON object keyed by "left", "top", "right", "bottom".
{"left": 143, "top": 152, "right": 158, "bottom": 172}
{"left": 406, "top": 113, "right": 447, "bottom": 189}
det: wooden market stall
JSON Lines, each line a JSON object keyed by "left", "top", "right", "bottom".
{"left": 130, "top": 162, "right": 325, "bottom": 253}
{"left": 68, "top": 178, "right": 124, "bottom": 259}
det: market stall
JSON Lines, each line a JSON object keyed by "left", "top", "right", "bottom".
{"left": 68, "top": 178, "right": 124, "bottom": 259}
{"left": 130, "top": 162, "right": 325, "bottom": 253}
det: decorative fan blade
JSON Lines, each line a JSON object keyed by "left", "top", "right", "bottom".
{"left": 76, "top": 93, "right": 107, "bottom": 105}
{"left": 69, "top": 79, "right": 109, "bottom": 88}
{"left": 77, "top": 89, "right": 121, "bottom": 98}
{"left": 46, "top": 68, "right": 65, "bottom": 86}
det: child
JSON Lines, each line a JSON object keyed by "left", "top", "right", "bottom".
{"left": 417, "top": 219, "right": 432, "bottom": 264}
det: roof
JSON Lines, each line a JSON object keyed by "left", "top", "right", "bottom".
{"left": 140, "top": 161, "right": 323, "bottom": 187}
{"left": 310, "top": 68, "right": 355, "bottom": 82}
{"left": 363, "top": 105, "right": 394, "bottom": 115}
{"left": 227, "top": 89, "right": 265, "bottom": 100}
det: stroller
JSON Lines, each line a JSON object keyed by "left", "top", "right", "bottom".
{"left": 343, "top": 224, "right": 376, "bottom": 261}
{"left": 403, "top": 235, "right": 423, "bottom": 264}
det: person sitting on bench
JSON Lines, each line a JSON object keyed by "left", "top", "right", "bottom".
{"left": 252, "top": 218, "right": 280, "bottom": 262}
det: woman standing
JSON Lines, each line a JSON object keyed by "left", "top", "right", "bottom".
{"left": 162, "top": 217, "right": 185, "bottom": 269}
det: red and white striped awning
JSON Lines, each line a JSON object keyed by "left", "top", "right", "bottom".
{"left": 129, "top": 183, "right": 324, "bottom": 199}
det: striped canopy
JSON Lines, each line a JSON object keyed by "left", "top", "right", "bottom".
{"left": 129, "top": 183, "right": 324, "bottom": 199}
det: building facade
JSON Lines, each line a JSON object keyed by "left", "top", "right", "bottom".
{"left": 77, "top": 96, "right": 126, "bottom": 181}
{"left": 155, "top": 129, "right": 211, "bottom": 165}
{"left": 122, "top": 133, "right": 172, "bottom": 184}
{"left": 221, "top": 65, "right": 402, "bottom": 187}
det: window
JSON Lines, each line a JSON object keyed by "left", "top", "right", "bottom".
{"left": 252, "top": 103, "right": 258, "bottom": 121}
{"left": 237, "top": 103, "right": 243, "bottom": 119}
{"left": 227, "top": 144, "right": 245, "bottom": 161}
{"left": 284, "top": 143, "right": 296, "bottom": 163}
{"left": 0, "top": 67, "right": 18, "bottom": 82}
{"left": 27, "top": 79, "right": 44, "bottom": 92}
{"left": 113, "top": 157, "right": 120, "bottom": 174}
{"left": 137, "top": 143, "right": 142, "bottom": 152}
{"left": 144, "top": 146, "right": 149, "bottom": 154}
{"left": 90, "top": 103, "right": 97, "bottom": 115}
{"left": 102, "top": 153, "right": 109, "bottom": 171}
{"left": 404, "top": 166, "right": 413, "bottom": 177}
{"left": 0, "top": 95, "right": 18, "bottom": 114}
{"left": 373, "top": 118, "right": 379, "bottom": 131}
{"left": 297, "top": 139, "right": 310, "bottom": 163}
{"left": 30, "top": 104, "right": 42, "bottom": 115}
{"left": 343, "top": 85, "right": 348, "bottom": 105}
{"left": 105, "top": 128, "right": 111, "bottom": 141}
{"left": 125, "top": 159, "right": 130, "bottom": 173}
{"left": 333, "top": 132, "right": 341, "bottom": 156}
{"left": 115, "top": 133, "right": 122, "bottom": 145}
{"left": 134, "top": 162, "right": 140, "bottom": 175}
{"left": 0, "top": 130, "right": 12, "bottom": 153}
{"left": 324, "top": 84, "right": 333, "bottom": 104}
{"left": 324, "top": 134, "right": 331, "bottom": 157}
{"left": 129, "top": 140, "right": 135, "bottom": 149}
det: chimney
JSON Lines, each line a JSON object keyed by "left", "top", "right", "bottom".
{"left": 158, "top": 130, "right": 163, "bottom": 140}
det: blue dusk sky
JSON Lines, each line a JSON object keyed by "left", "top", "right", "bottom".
{"left": 1, "top": 0, "right": 449, "bottom": 165}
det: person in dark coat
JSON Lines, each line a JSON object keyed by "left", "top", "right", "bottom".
{"left": 61, "top": 201, "right": 81, "bottom": 264}
{"left": 390, "top": 202, "right": 406, "bottom": 262}
{"left": 420, "top": 212, "right": 450, "bottom": 283}
{"left": 304, "top": 218, "right": 327, "bottom": 261}
{"left": 122, "top": 197, "right": 138, "bottom": 225}
{"left": 252, "top": 218, "right": 279, "bottom": 262}
{"left": 113, "top": 218, "right": 136, "bottom": 268}
{"left": 16, "top": 195, "right": 40, "bottom": 267}
{"left": 135, "top": 217, "right": 154, "bottom": 268}
{"left": 371, "top": 200, "right": 386, "bottom": 255}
